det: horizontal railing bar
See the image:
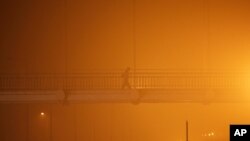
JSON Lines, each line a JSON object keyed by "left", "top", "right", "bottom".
{"left": 0, "top": 71, "right": 249, "bottom": 90}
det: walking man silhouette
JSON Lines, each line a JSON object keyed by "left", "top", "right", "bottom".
{"left": 122, "top": 67, "right": 131, "bottom": 89}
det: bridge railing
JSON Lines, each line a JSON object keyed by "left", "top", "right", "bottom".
{"left": 0, "top": 71, "right": 249, "bottom": 90}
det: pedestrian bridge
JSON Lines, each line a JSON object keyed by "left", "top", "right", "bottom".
{"left": 0, "top": 70, "right": 250, "bottom": 103}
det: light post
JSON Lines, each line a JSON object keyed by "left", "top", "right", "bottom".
{"left": 186, "top": 120, "right": 189, "bottom": 141}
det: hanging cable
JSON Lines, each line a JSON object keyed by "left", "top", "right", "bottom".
{"left": 132, "top": 0, "right": 137, "bottom": 89}
{"left": 63, "top": 0, "right": 69, "bottom": 105}
{"left": 203, "top": 0, "right": 210, "bottom": 70}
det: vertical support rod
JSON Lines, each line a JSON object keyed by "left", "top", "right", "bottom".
{"left": 50, "top": 104, "right": 53, "bottom": 141}
{"left": 186, "top": 120, "right": 189, "bottom": 141}
{"left": 27, "top": 104, "right": 30, "bottom": 141}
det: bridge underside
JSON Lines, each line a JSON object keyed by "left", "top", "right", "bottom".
{"left": 0, "top": 89, "right": 249, "bottom": 103}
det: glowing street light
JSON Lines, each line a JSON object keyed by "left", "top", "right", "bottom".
{"left": 40, "top": 112, "right": 45, "bottom": 116}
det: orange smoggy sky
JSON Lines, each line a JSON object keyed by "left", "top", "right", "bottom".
{"left": 1, "top": 1, "right": 250, "bottom": 141}
{"left": 0, "top": 0, "right": 250, "bottom": 73}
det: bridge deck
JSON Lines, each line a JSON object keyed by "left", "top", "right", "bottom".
{"left": 0, "top": 71, "right": 249, "bottom": 103}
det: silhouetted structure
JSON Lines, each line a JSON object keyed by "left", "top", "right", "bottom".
{"left": 63, "top": 89, "right": 70, "bottom": 105}
{"left": 122, "top": 67, "right": 131, "bottom": 89}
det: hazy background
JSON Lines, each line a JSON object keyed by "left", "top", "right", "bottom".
{"left": 1, "top": 103, "right": 250, "bottom": 141}
{"left": 1, "top": 0, "right": 250, "bottom": 141}
{"left": 1, "top": 0, "right": 250, "bottom": 73}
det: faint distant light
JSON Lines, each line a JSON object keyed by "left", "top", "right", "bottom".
{"left": 203, "top": 132, "right": 215, "bottom": 137}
